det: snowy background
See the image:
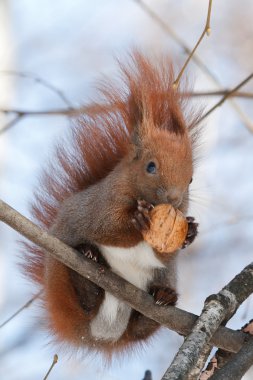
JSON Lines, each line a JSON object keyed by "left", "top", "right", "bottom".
{"left": 0, "top": 0, "right": 253, "bottom": 379}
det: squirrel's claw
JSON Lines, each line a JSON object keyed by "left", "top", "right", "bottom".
{"left": 137, "top": 199, "right": 154, "bottom": 213}
{"left": 150, "top": 286, "right": 178, "bottom": 306}
{"left": 132, "top": 199, "right": 153, "bottom": 231}
{"left": 132, "top": 211, "right": 150, "bottom": 231}
{"left": 84, "top": 250, "right": 98, "bottom": 262}
{"left": 182, "top": 217, "right": 199, "bottom": 249}
{"left": 76, "top": 245, "right": 99, "bottom": 263}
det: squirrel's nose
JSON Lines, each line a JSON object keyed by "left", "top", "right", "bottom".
{"left": 166, "top": 195, "right": 183, "bottom": 209}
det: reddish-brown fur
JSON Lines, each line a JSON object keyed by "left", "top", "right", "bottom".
{"left": 22, "top": 51, "right": 200, "bottom": 357}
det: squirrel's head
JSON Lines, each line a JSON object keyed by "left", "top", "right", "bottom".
{"left": 128, "top": 120, "right": 193, "bottom": 213}
{"left": 92, "top": 52, "right": 200, "bottom": 213}
{"left": 115, "top": 51, "right": 200, "bottom": 213}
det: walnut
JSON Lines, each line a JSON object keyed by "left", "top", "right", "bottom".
{"left": 142, "top": 204, "right": 188, "bottom": 254}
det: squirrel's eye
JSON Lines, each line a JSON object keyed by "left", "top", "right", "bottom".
{"left": 190, "top": 177, "right": 193, "bottom": 184}
{"left": 146, "top": 161, "right": 157, "bottom": 174}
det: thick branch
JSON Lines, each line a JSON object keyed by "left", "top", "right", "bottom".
{"left": 162, "top": 263, "right": 253, "bottom": 379}
{"left": 209, "top": 337, "right": 253, "bottom": 380}
{"left": 186, "top": 343, "right": 213, "bottom": 380}
{"left": 201, "top": 319, "right": 253, "bottom": 379}
{"left": 0, "top": 199, "right": 250, "bottom": 354}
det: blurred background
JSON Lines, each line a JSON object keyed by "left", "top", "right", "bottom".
{"left": 0, "top": 0, "right": 253, "bottom": 379}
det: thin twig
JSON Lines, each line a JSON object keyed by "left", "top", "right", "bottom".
{"left": 199, "top": 72, "right": 253, "bottom": 124}
{"left": 1, "top": 88, "right": 253, "bottom": 116}
{"left": 132, "top": 0, "right": 253, "bottom": 132}
{"left": 0, "top": 114, "right": 24, "bottom": 135}
{"left": 187, "top": 90, "right": 253, "bottom": 99}
{"left": 132, "top": 0, "right": 218, "bottom": 83}
{"left": 1, "top": 85, "right": 253, "bottom": 134}
{"left": 0, "top": 103, "right": 114, "bottom": 135}
{"left": 0, "top": 199, "right": 251, "bottom": 355}
{"left": 0, "top": 70, "right": 73, "bottom": 108}
{"left": 43, "top": 354, "right": 58, "bottom": 380}
{"left": 0, "top": 290, "right": 42, "bottom": 329}
{"left": 173, "top": 0, "right": 213, "bottom": 88}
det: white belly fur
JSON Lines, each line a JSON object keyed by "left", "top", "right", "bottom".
{"left": 90, "top": 242, "right": 165, "bottom": 341}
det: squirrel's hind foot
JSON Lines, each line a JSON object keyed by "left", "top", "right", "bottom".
{"left": 150, "top": 286, "right": 178, "bottom": 306}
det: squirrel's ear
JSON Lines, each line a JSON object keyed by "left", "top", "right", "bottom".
{"left": 128, "top": 94, "right": 143, "bottom": 157}
{"left": 131, "top": 124, "right": 141, "bottom": 146}
{"left": 131, "top": 124, "right": 143, "bottom": 158}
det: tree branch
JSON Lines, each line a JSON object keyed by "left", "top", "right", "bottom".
{"left": 132, "top": 0, "right": 253, "bottom": 132}
{"left": 199, "top": 72, "right": 253, "bottom": 125}
{"left": 161, "top": 262, "right": 253, "bottom": 379}
{"left": 186, "top": 343, "right": 213, "bottom": 380}
{"left": 0, "top": 198, "right": 251, "bottom": 356}
{"left": 201, "top": 320, "right": 253, "bottom": 379}
{"left": 43, "top": 354, "right": 58, "bottom": 380}
{"left": 173, "top": 0, "right": 213, "bottom": 88}
{"left": 0, "top": 114, "right": 25, "bottom": 135}
{"left": 0, "top": 70, "right": 73, "bottom": 108}
{"left": 0, "top": 290, "right": 42, "bottom": 329}
{"left": 1, "top": 86, "right": 253, "bottom": 135}
{"left": 209, "top": 337, "right": 253, "bottom": 380}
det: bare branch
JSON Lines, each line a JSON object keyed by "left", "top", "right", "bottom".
{"left": 132, "top": 0, "right": 253, "bottom": 132}
{"left": 43, "top": 354, "right": 58, "bottom": 380}
{"left": 0, "top": 70, "right": 73, "bottom": 108}
{"left": 0, "top": 114, "right": 24, "bottom": 135}
{"left": 186, "top": 343, "right": 213, "bottom": 380}
{"left": 173, "top": 0, "right": 213, "bottom": 88}
{"left": 199, "top": 72, "right": 253, "bottom": 125}
{"left": 0, "top": 103, "right": 117, "bottom": 135}
{"left": 0, "top": 198, "right": 251, "bottom": 355}
{"left": 201, "top": 320, "right": 253, "bottom": 379}
{"left": 187, "top": 90, "right": 253, "bottom": 99}
{"left": 209, "top": 337, "right": 253, "bottom": 380}
{"left": 132, "top": 0, "right": 217, "bottom": 83}
{"left": 1, "top": 85, "right": 253, "bottom": 135}
{"left": 161, "top": 263, "right": 253, "bottom": 380}
{"left": 0, "top": 290, "right": 42, "bottom": 329}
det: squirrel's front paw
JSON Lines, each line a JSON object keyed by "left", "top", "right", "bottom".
{"left": 150, "top": 286, "right": 178, "bottom": 306}
{"left": 131, "top": 199, "right": 154, "bottom": 231}
{"left": 182, "top": 216, "right": 199, "bottom": 249}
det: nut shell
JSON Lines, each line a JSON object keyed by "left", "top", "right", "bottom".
{"left": 142, "top": 204, "right": 188, "bottom": 254}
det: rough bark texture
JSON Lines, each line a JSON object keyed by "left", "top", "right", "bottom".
{"left": 201, "top": 319, "right": 253, "bottom": 380}
{"left": 186, "top": 343, "right": 213, "bottom": 380}
{"left": 161, "top": 262, "right": 253, "bottom": 380}
{"left": 209, "top": 337, "right": 253, "bottom": 380}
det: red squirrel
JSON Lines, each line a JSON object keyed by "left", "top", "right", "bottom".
{"left": 23, "top": 51, "right": 199, "bottom": 357}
